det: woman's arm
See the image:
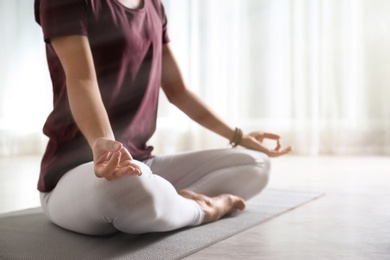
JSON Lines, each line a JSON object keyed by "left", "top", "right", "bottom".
{"left": 161, "top": 44, "right": 292, "bottom": 157}
{"left": 51, "top": 36, "right": 113, "bottom": 146}
{"left": 51, "top": 35, "right": 141, "bottom": 178}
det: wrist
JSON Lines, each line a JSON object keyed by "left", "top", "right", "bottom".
{"left": 92, "top": 137, "right": 120, "bottom": 152}
{"left": 229, "top": 127, "right": 243, "bottom": 148}
{"left": 239, "top": 134, "right": 255, "bottom": 149}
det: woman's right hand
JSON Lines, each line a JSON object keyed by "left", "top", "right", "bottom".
{"left": 92, "top": 138, "right": 142, "bottom": 181}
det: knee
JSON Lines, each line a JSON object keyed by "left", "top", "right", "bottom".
{"left": 240, "top": 149, "right": 271, "bottom": 177}
{"left": 242, "top": 150, "right": 271, "bottom": 198}
{"left": 258, "top": 154, "right": 270, "bottom": 187}
{"left": 223, "top": 148, "right": 271, "bottom": 187}
{"left": 97, "top": 174, "right": 177, "bottom": 233}
{"left": 99, "top": 177, "right": 162, "bottom": 231}
{"left": 97, "top": 176, "right": 146, "bottom": 208}
{"left": 254, "top": 152, "right": 271, "bottom": 180}
{"left": 98, "top": 160, "right": 153, "bottom": 194}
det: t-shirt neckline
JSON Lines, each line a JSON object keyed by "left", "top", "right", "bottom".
{"left": 113, "top": 0, "right": 147, "bottom": 13}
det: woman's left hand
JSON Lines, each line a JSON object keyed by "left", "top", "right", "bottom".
{"left": 240, "top": 131, "right": 292, "bottom": 157}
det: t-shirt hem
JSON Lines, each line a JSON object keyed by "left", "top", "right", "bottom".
{"left": 43, "top": 31, "right": 88, "bottom": 43}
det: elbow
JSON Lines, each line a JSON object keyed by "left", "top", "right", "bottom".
{"left": 164, "top": 91, "right": 177, "bottom": 104}
{"left": 162, "top": 84, "right": 187, "bottom": 106}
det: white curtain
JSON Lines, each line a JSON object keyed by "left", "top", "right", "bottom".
{"left": 0, "top": 0, "right": 51, "bottom": 155}
{"left": 1, "top": 0, "right": 389, "bottom": 156}
{"left": 154, "top": 0, "right": 390, "bottom": 155}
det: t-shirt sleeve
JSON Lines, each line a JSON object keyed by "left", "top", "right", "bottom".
{"left": 36, "top": 0, "right": 88, "bottom": 42}
{"left": 160, "top": 2, "right": 170, "bottom": 44}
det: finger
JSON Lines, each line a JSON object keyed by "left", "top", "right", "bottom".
{"left": 116, "top": 163, "right": 143, "bottom": 178}
{"left": 96, "top": 151, "right": 121, "bottom": 178}
{"left": 263, "top": 132, "right": 280, "bottom": 140}
{"left": 119, "top": 147, "right": 134, "bottom": 160}
{"left": 116, "top": 159, "right": 142, "bottom": 175}
{"left": 113, "top": 166, "right": 141, "bottom": 178}
{"left": 118, "top": 148, "right": 142, "bottom": 175}
{"left": 258, "top": 136, "right": 265, "bottom": 143}
{"left": 129, "top": 163, "right": 142, "bottom": 176}
{"left": 269, "top": 146, "right": 292, "bottom": 157}
{"left": 250, "top": 132, "right": 265, "bottom": 142}
{"left": 278, "top": 146, "right": 292, "bottom": 154}
{"left": 95, "top": 151, "right": 110, "bottom": 164}
{"left": 275, "top": 139, "right": 282, "bottom": 151}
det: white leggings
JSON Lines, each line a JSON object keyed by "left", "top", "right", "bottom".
{"left": 40, "top": 149, "right": 270, "bottom": 235}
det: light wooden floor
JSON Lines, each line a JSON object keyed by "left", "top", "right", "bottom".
{"left": 1, "top": 155, "right": 389, "bottom": 259}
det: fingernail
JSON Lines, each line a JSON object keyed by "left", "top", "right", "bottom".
{"left": 113, "top": 143, "right": 121, "bottom": 150}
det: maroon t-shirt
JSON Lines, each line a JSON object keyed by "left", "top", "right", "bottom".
{"left": 35, "top": 0, "right": 169, "bottom": 192}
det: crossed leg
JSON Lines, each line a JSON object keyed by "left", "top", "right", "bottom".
{"left": 147, "top": 148, "right": 270, "bottom": 223}
{"left": 40, "top": 149, "right": 270, "bottom": 235}
{"left": 178, "top": 189, "right": 246, "bottom": 224}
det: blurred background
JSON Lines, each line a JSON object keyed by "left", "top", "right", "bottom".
{"left": 0, "top": 0, "right": 389, "bottom": 157}
{"left": 1, "top": 2, "right": 389, "bottom": 256}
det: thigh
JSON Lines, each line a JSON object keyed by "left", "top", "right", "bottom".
{"left": 41, "top": 160, "right": 203, "bottom": 235}
{"left": 40, "top": 162, "right": 117, "bottom": 235}
{"left": 148, "top": 148, "right": 269, "bottom": 191}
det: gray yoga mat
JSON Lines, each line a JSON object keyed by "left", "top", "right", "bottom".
{"left": 0, "top": 189, "right": 322, "bottom": 260}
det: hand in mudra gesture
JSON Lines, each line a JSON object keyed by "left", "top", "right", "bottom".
{"left": 92, "top": 138, "right": 142, "bottom": 180}
{"left": 241, "top": 131, "right": 292, "bottom": 157}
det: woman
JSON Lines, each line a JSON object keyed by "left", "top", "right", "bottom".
{"left": 35, "top": 0, "right": 292, "bottom": 235}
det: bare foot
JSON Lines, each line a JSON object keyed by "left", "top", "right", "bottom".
{"left": 178, "top": 190, "right": 246, "bottom": 224}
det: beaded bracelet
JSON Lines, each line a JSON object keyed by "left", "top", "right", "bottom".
{"left": 229, "top": 127, "right": 243, "bottom": 148}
